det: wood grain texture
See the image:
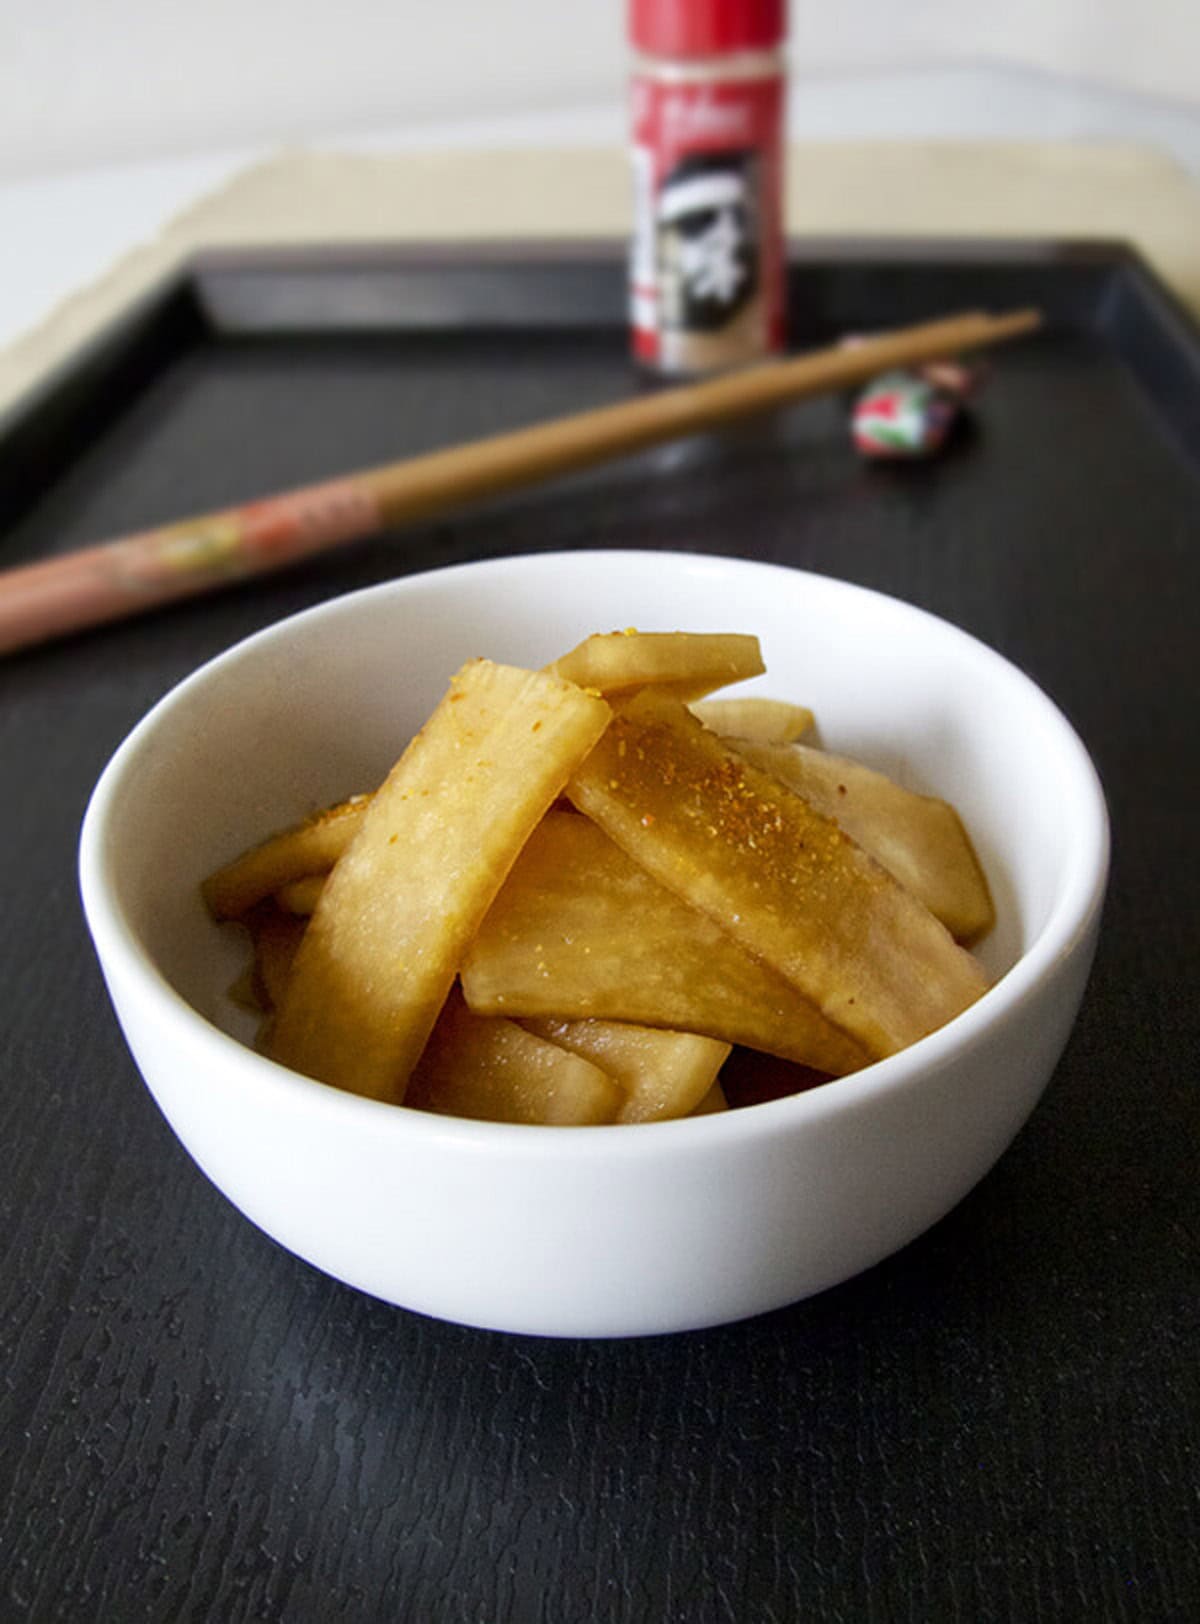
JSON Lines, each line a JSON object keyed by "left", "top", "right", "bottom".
{"left": 1, "top": 259, "right": 1198, "bottom": 1622}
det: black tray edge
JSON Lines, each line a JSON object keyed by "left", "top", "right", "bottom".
{"left": 3, "top": 236, "right": 1198, "bottom": 538}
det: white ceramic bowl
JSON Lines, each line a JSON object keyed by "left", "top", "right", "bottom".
{"left": 80, "top": 552, "right": 1109, "bottom": 1337}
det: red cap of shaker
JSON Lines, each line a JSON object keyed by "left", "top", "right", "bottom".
{"left": 629, "top": 0, "right": 787, "bottom": 58}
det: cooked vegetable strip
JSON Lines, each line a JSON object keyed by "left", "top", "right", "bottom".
{"left": 691, "top": 1082, "right": 729, "bottom": 1115}
{"left": 546, "top": 630, "right": 763, "bottom": 700}
{"left": 274, "top": 874, "right": 325, "bottom": 916}
{"left": 461, "top": 812, "right": 869, "bottom": 1075}
{"left": 406, "top": 988, "right": 623, "bottom": 1126}
{"left": 690, "top": 697, "right": 814, "bottom": 744}
{"left": 248, "top": 904, "right": 308, "bottom": 1010}
{"left": 735, "top": 740, "right": 995, "bottom": 942}
{"left": 268, "top": 660, "right": 611, "bottom": 1102}
{"left": 203, "top": 794, "right": 369, "bottom": 920}
{"left": 566, "top": 690, "right": 988, "bottom": 1059}
{"left": 521, "top": 1016, "right": 730, "bottom": 1123}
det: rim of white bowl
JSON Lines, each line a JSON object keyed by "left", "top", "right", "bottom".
{"left": 79, "top": 550, "right": 1111, "bottom": 1161}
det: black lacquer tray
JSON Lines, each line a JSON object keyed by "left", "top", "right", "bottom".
{"left": 1, "top": 241, "right": 1197, "bottom": 1622}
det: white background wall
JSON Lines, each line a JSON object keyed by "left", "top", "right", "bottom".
{"left": 1, "top": 0, "right": 1198, "bottom": 180}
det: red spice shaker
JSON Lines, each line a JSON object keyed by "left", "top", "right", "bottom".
{"left": 628, "top": 0, "right": 788, "bottom": 374}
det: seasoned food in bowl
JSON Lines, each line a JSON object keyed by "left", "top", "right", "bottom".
{"left": 201, "top": 628, "right": 995, "bottom": 1125}
{"left": 79, "top": 552, "right": 1108, "bottom": 1336}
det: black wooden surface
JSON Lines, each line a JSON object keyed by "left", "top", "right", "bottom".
{"left": 1, "top": 248, "right": 1198, "bottom": 1622}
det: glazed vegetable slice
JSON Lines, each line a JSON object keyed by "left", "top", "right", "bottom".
{"left": 248, "top": 903, "right": 308, "bottom": 1011}
{"left": 274, "top": 874, "right": 326, "bottom": 916}
{"left": 735, "top": 739, "right": 995, "bottom": 942}
{"left": 406, "top": 988, "right": 623, "bottom": 1126}
{"left": 691, "top": 1082, "right": 729, "bottom": 1115}
{"left": 566, "top": 690, "right": 989, "bottom": 1060}
{"left": 461, "top": 812, "right": 869, "bottom": 1075}
{"left": 202, "top": 794, "right": 369, "bottom": 920}
{"left": 690, "top": 696, "right": 814, "bottom": 744}
{"left": 267, "top": 660, "right": 611, "bottom": 1102}
{"left": 520, "top": 1016, "right": 730, "bottom": 1124}
{"left": 546, "top": 630, "right": 764, "bottom": 700}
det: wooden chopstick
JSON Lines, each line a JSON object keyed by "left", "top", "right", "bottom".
{"left": 0, "top": 307, "right": 1040, "bottom": 655}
